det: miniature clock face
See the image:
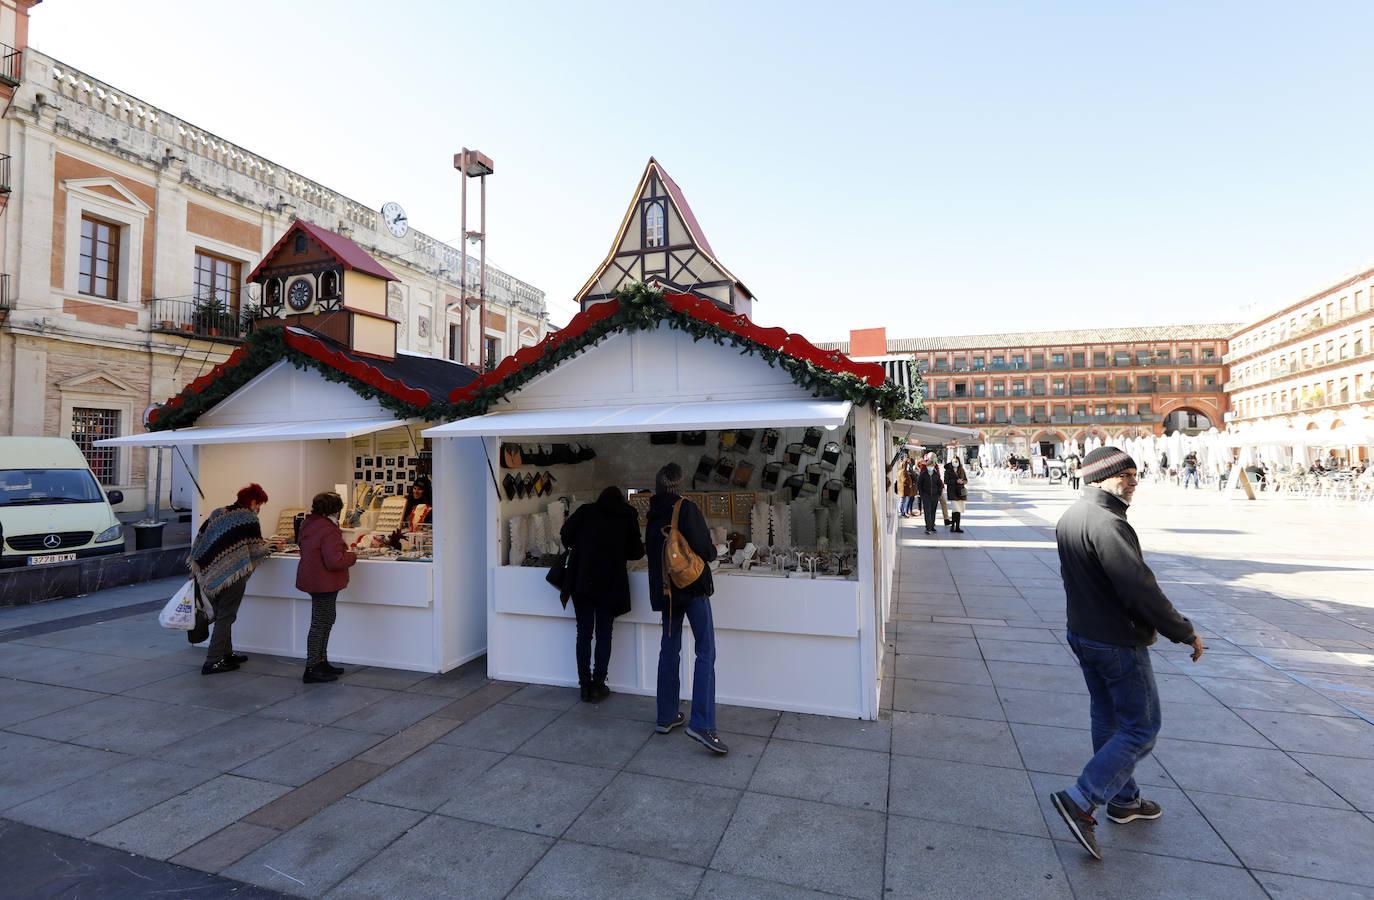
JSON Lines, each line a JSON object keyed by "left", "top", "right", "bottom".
{"left": 287, "top": 279, "right": 313, "bottom": 311}
{"left": 381, "top": 201, "right": 409, "bottom": 238}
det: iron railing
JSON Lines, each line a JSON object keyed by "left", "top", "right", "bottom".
{"left": 0, "top": 44, "right": 19, "bottom": 87}
{"left": 149, "top": 297, "right": 254, "bottom": 342}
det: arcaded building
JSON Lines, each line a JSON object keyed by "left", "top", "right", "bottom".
{"left": 827, "top": 324, "right": 1235, "bottom": 459}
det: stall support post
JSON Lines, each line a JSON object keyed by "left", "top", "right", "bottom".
{"left": 853, "top": 407, "right": 881, "bottom": 720}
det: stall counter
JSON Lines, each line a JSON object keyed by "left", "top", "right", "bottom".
{"left": 488, "top": 565, "right": 872, "bottom": 717}
{"left": 225, "top": 555, "right": 443, "bottom": 672}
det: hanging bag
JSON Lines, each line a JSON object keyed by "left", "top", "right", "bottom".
{"left": 158, "top": 580, "right": 197, "bottom": 631}
{"left": 545, "top": 546, "right": 577, "bottom": 608}
{"left": 661, "top": 498, "right": 705, "bottom": 592}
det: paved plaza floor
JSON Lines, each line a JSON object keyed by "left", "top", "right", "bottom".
{"left": 1, "top": 478, "right": 1372, "bottom": 898}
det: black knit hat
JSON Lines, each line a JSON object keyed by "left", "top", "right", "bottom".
{"left": 1081, "top": 446, "right": 1137, "bottom": 483}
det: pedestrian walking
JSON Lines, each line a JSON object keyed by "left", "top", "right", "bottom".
{"left": 189, "top": 483, "right": 274, "bottom": 675}
{"left": 943, "top": 458, "right": 968, "bottom": 533}
{"left": 896, "top": 454, "right": 917, "bottom": 517}
{"left": 295, "top": 492, "right": 358, "bottom": 683}
{"left": 559, "top": 485, "right": 646, "bottom": 702}
{"left": 1066, "top": 455, "right": 1081, "bottom": 490}
{"left": 917, "top": 453, "right": 944, "bottom": 535}
{"left": 1049, "top": 446, "right": 1206, "bottom": 861}
{"left": 1182, "top": 451, "right": 1200, "bottom": 489}
{"left": 645, "top": 463, "right": 727, "bottom": 755}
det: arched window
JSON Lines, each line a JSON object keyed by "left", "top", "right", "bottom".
{"left": 644, "top": 201, "right": 665, "bottom": 248}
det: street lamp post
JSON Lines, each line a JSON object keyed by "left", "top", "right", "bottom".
{"left": 454, "top": 148, "right": 494, "bottom": 369}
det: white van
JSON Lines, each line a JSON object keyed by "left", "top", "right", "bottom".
{"left": 0, "top": 437, "right": 126, "bottom": 568}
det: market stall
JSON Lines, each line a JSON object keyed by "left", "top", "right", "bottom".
{"left": 425, "top": 288, "right": 913, "bottom": 719}
{"left": 98, "top": 222, "right": 489, "bottom": 673}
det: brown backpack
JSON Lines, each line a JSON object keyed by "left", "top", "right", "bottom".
{"left": 661, "top": 498, "right": 704, "bottom": 594}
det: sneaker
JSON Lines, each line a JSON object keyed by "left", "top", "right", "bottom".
{"left": 201, "top": 658, "right": 239, "bottom": 675}
{"left": 655, "top": 712, "right": 685, "bottom": 734}
{"left": 686, "top": 727, "right": 730, "bottom": 755}
{"left": 1051, "top": 790, "right": 1102, "bottom": 860}
{"left": 1107, "top": 798, "right": 1163, "bottom": 824}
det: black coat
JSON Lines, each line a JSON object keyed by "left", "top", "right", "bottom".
{"left": 917, "top": 466, "right": 944, "bottom": 499}
{"left": 944, "top": 463, "right": 967, "bottom": 501}
{"left": 1055, "top": 487, "right": 1195, "bottom": 647}
{"left": 644, "top": 493, "right": 717, "bottom": 612}
{"left": 559, "top": 495, "right": 645, "bottom": 617}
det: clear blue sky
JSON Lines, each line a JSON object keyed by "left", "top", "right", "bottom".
{"left": 34, "top": 1, "right": 1374, "bottom": 340}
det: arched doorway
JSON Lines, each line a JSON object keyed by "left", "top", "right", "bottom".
{"left": 1031, "top": 430, "right": 1068, "bottom": 459}
{"left": 1162, "top": 406, "right": 1213, "bottom": 435}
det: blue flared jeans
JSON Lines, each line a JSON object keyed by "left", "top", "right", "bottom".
{"left": 1064, "top": 630, "right": 1162, "bottom": 811}
{"left": 656, "top": 593, "right": 716, "bottom": 733}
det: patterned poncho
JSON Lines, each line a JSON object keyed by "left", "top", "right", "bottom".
{"left": 190, "top": 505, "right": 272, "bottom": 601}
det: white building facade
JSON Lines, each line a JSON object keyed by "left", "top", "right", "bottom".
{"left": 0, "top": 9, "right": 546, "bottom": 513}
{"left": 1225, "top": 266, "right": 1374, "bottom": 466}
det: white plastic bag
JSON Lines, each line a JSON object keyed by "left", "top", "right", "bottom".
{"left": 158, "top": 580, "right": 197, "bottom": 631}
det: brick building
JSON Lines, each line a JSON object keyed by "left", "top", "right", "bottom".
{"left": 827, "top": 324, "right": 1236, "bottom": 459}
{"left": 0, "top": 2, "right": 546, "bottom": 513}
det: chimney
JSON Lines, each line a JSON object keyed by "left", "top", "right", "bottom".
{"left": 849, "top": 327, "right": 888, "bottom": 358}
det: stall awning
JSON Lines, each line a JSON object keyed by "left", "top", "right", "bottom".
{"left": 95, "top": 417, "right": 418, "bottom": 448}
{"left": 892, "top": 419, "right": 980, "bottom": 446}
{"left": 423, "top": 398, "right": 852, "bottom": 438}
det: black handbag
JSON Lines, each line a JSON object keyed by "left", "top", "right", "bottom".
{"left": 680, "top": 431, "right": 706, "bottom": 446}
{"left": 545, "top": 546, "right": 577, "bottom": 608}
{"left": 188, "top": 582, "right": 210, "bottom": 644}
{"left": 649, "top": 432, "right": 679, "bottom": 445}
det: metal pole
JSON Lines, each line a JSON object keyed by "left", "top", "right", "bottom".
{"left": 153, "top": 447, "right": 164, "bottom": 522}
{"left": 459, "top": 148, "right": 468, "bottom": 367}
{"left": 143, "top": 449, "right": 156, "bottom": 521}
{"left": 479, "top": 170, "right": 487, "bottom": 371}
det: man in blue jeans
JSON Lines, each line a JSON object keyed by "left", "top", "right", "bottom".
{"left": 644, "top": 462, "right": 727, "bottom": 755}
{"left": 1051, "top": 446, "right": 1206, "bottom": 860}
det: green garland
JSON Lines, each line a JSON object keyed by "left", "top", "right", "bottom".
{"left": 437, "top": 284, "right": 925, "bottom": 422}
{"left": 151, "top": 283, "right": 925, "bottom": 431}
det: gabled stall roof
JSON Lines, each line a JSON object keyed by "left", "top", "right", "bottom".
{"left": 450, "top": 290, "right": 887, "bottom": 407}
{"left": 148, "top": 325, "right": 477, "bottom": 431}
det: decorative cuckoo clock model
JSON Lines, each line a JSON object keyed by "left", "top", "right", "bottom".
{"left": 246, "top": 221, "right": 402, "bottom": 361}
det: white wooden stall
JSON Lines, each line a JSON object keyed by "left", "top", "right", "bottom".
{"left": 100, "top": 359, "right": 488, "bottom": 673}
{"left": 427, "top": 322, "right": 896, "bottom": 719}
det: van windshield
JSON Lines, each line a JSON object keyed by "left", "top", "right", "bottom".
{"left": 0, "top": 469, "right": 105, "bottom": 506}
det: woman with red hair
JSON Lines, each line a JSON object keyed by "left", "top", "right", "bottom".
{"left": 190, "top": 483, "right": 274, "bottom": 675}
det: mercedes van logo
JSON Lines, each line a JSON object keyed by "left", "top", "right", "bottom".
{"left": 43, "top": 534, "right": 62, "bottom": 549}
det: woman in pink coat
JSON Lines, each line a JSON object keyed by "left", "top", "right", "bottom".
{"left": 295, "top": 492, "right": 357, "bottom": 683}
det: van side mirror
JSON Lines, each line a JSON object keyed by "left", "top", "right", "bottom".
{"left": 107, "top": 490, "right": 124, "bottom": 505}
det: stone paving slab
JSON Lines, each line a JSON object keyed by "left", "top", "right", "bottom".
{"left": 2, "top": 478, "right": 1373, "bottom": 897}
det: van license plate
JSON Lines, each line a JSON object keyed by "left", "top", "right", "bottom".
{"left": 28, "top": 553, "right": 77, "bottom": 565}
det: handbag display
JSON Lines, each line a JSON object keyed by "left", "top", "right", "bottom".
{"left": 501, "top": 444, "right": 523, "bottom": 468}
{"left": 802, "top": 426, "right": 823, "bottom": 454}
{"left": 734, "top": 429, "right": 756, "bottom": 452}
{"left": 713, "top": 457, "right": 737, "bottom": 484}
{"left": 649, "top": 432, "right": 679, "bottom": 445}
{"left": 759, "top": 428, "right": 780, "bottom": 456}
{"left": 821, "top": 479, "right": 844, "bottom": 507}
{"left": 782, "top": 473, "right": 807, "bottom": 501}
{"left": 783, "top": 442, "right": 805, "bottom": 468}
{"left": 843, "top": 461, "right": 856, "bottom": 490}
{"left": 731, "top": 460, "right": 755, "bottom": 488}
{"left": 680, "top": 431, "right": 706, "bottom": 446}
{"left": 761, "top": 461, "right": 784, "bottom": 491}
{"left": 693, "top": 455, "right": 716, "bottom": 488}
{"left": 820, "top": 441, "right": 843, "bottom": 470}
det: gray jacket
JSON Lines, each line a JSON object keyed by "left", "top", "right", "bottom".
{"left": 1056, "top": 487, "right": 1194, "bottom": 647}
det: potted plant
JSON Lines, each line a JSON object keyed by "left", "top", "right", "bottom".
{"left": 192, "top": 295, "right": 229, "bottom": 337}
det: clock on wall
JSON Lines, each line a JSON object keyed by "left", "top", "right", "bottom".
{"left": 381, "top": 201, "right": 409, "bottom": 238}
{"left": 287, "top": 278, "right": 314, "bottom": 312}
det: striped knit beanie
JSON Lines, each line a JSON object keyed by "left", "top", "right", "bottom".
{"left": 1081, "top": 446, "right": 1137, "bottom": 484}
